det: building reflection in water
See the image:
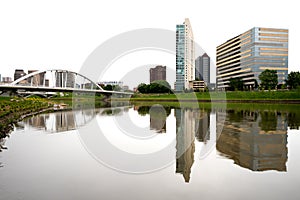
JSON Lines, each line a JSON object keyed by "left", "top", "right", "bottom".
{"left": 25, "top": 109, "right": 100, "bottom": 133}
{"left": 23, "top": 107, "right": 130, "bottom": 133}
{"left": 175, "top": 108, "right": 211, "bottom": 183}
{"left": 135, "top": 105, "right": 171, "bottom": 133}
{"left": 175, "top": 108, "right": 195, "bottom": 183}
{"left": 195, "top": 109, "right": 210, "bottom": 143}
{"left": 25, "top": 110, "right": 95, "bottom": 133}
{"left": 216, "top": 109, "right": 288, "bottom": 172}
{"left": 149, "top": 105, "right": 171, "bottom": 133}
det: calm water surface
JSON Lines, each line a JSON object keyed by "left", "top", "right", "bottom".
{"left": 1, "top": 103, "right": 300, "bottom": 200}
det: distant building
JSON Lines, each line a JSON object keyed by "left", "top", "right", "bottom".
{"left": 195, "top": 53, "right": 210, "bottom": 85}
{"left": 189, "top": 80, "right": 205, "bottom": 91}
{"left": 2, "top": 77, "right": 12, "bottom": 83}
{"left": 175, "top": 18, "right": 195, "bottom": 91}
{"left": 122, "top": 85, "right": 129, "bottom": 91}
{"left": 14, "top": 69, "right": 26, "bottom": 81}
{"left": 149, "top": 65, "right": 166, "bottom": 83}
{"left": 55, "top": 71, "right": 75, "bottom": 88}
{"left": 98, "top": 81, "right": 123, "bottom": 86}
{"left": 216, "top": 27, "right": 288, "bottom": 90}
{"left": 27, "top": 70, "right": 45, "bottom": 86}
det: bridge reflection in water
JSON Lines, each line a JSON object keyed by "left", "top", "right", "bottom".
{"left": 19, "top": 107, "right": 129, "bottom": 133}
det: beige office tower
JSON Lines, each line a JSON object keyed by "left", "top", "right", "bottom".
{"left": 216, "top": 27, "right": 288, "bottom": 90}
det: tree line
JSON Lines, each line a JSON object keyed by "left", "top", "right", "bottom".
{"left": 137, "top": 80, "right": 172, "bottom": 93}
{"left": 228, "top": 70, "right": 300, "bottom": 91}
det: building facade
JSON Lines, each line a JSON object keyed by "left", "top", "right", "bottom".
{"left": 216, "top": 27, "right": 288, "bottom": 90}
{"left": 2, "top": 77, "right": 12, "bottom": 83}
{"left": 195, "top": 53, "right": 210, "bottom": 85}
{"left": 149, "top": 65, "right": 166, "bottom": 82}
{"left": 189, "top": 80, "right": 205, "bottom": 91}
{"left": 27, "top": 70, "right": 45, "bottom": 86}
{"left": 14, "top": 69, "right": 26, "bottom": 81}
{"left": 175, "top": 18, "right": 195, "bottom": 91}
{"left": 55, "top": 71, "right": 75, "bottom": 88}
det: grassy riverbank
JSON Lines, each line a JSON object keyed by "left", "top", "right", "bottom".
{"left": 131, "top": 100, "right": 300, "bottom": 110}
{"left": 116, "top": 90, "right": 300, "bottom": 103}
{"left": 0, "top": 97, "right": 54, "bottom": 138}
{"left": 0, "top": 95, "right": 126, "bottom": 138}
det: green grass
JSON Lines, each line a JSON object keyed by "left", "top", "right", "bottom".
{"left": 0, "top": 97, "right": 53, "bottom": 137}
{"left": 130, "top": 101, "right": 300, "bottom": 111}
{"left": 224, "top": 91, "right": 300, "bottom": 100}
{"left": 126, "top": 91, "right": 300, "bottom": 101}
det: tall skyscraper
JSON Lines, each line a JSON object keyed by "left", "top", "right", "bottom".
{"left": 149, "top": 65, "right": 166, "bottom": 83}
{"left": 195, "top": 53, "right": 210, "bottom": 84}
{"left": 175, "top": 18, "right": 195, "bottom": 91}
{"left": 216, "top": 27, "right": 288, "bottom": 90}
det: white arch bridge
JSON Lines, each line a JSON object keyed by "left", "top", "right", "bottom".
{"left": 0, "top": 69, "right": 133, "bottom": 97}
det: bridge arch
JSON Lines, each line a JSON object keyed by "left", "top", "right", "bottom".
{"left": 11, "top": 69, "right": 104, "bottom": 91}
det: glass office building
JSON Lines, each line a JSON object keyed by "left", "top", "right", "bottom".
{"left": 195, "top": 53, "right": 210, "bottom": 85}
{"left": 216, "top": 27, "right": 288, "bottom": 90}
{"left": 175, "top": 18, "right": 195, "bottom": 91}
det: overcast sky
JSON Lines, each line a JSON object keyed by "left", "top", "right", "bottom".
{"left": 0, "top": 0, "right": 299, "bottom": 89}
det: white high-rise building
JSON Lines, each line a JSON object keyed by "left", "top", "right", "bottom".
{"left": 175, "top": 18, "right": 195, "bottom": 91}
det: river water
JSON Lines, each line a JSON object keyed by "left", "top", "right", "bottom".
{"left": 0, "top": 103, "right": 300, "bottom": 200}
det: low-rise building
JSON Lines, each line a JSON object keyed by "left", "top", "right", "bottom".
{"left": 189, "top": 80, "right": 205, "bottom": 91}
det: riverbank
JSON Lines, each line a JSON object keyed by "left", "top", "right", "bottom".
{"left": 113, "top": 91, "right": 300, "bottom": 104}
{"left": 0, "top": 96, "right": 123, "bottom": 139}
{"left": 0, "top": 97, "right": 55, "bottom": 138}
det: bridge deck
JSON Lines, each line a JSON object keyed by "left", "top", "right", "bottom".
{"left": 0, "top": 85, "right": 133, "bottom": 96}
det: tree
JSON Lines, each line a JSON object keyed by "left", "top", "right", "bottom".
{"left": 103, "top": 84, "right": 113, "bottom": 91}
{"left": 137, "top": 80, "right": 171, "bottom": 93}
{"left": 137, "top": 83, "right": 149, "bottom": 93}
{"left": 254, "top": 79, "right": 259, "bottom": 90}
{"left": 259, "top": 69, "right": 278, "bottom": 90}
{"left": 228, "top": 77, "right": 244, "bottom": 91}
{"left": 286, "top": 71, "right": 300, "bottom": 89}
{"left": 151, "top": 80, "right": 171, "bottom": 93}
{"left": 112, "top": 85, "right": 122, "bottom": 91}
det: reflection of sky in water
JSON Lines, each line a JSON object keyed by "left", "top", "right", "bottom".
{"left": 0, "top": 105, "right": 300, "bottom": 200}
{"left": 99, "top": 109, "right": 176, "bottom": 155}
